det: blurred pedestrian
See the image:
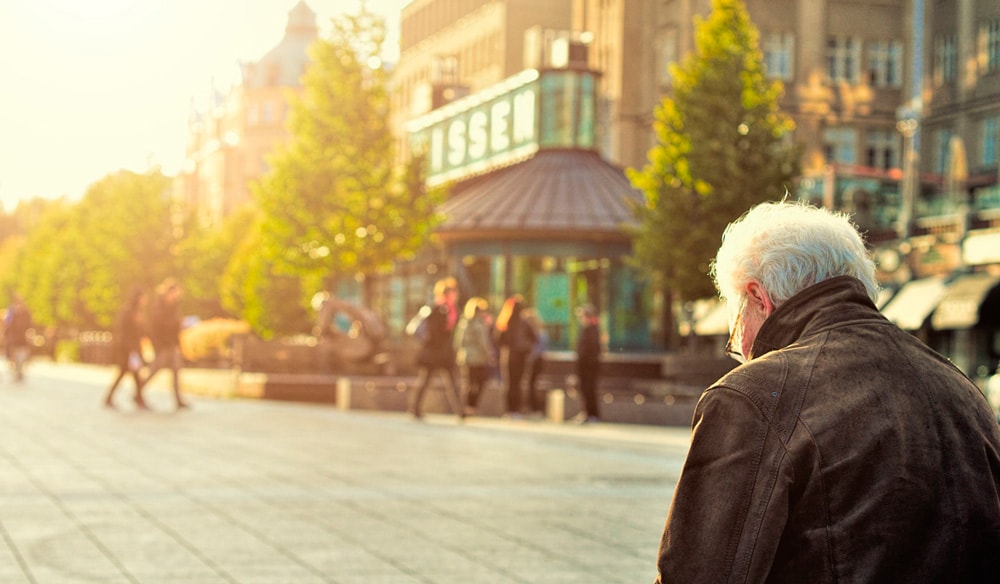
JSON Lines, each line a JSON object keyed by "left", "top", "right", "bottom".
{"left": 522, "top": 308, "right": 547, "bottom": 414}
{"left": 495, "top": 294, "right": 537, "bottom": 417}
{"left": 408, "top": 277, "right": 464, "bottom": 421}
{"left": 139, "top": 279, "right": 189, "bottom": 410}
{"left": 4, "top": 296, "right": 33, "bottom": 383}
{"left": 655, "top": 202, "right": 1000, "bottom": 583}
{"left": 574, "top": 303, "right": 601, "bottom": 423}
{"left": 103, "top": 287, "right": 149, "bottom": 409}
{"left": 454, "top": 297, "right": 496, "bottom": 416}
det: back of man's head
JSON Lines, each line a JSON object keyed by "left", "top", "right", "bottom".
{"left": 711, "top": 202, "right": 879, "bottom": 308}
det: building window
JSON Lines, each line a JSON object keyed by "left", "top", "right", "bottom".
{"left": 932, "top": 128, "right": 955, "bottom": 174}
{"left": 981, "top": 20, "right": 1000, "bottom": 74}
{"left": 865, "top": 128, "right": 900, "bottom": 170}
{"left": 762, "top": 31, "right": 795, "bottom": 81}
{"left": 867, "top": 40, "right": 903, "bottom": 87}
{"left": 934, "top": 34, "right": 957, "bottom": 85}
{"left": 827, "top": 36, "right": 861, "bottom": 83}
{"left": 982, "top": 116, "right": 999, "bottom": 167}
{"left": 823, "top": 127, "right": 858, "bottom": 164}
{"left": 657, "top": 28, "right": 678, "bottom": 87}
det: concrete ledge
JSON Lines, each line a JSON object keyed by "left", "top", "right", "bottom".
{"left": 176, "top": 369, "right": 701, "bottom": 427}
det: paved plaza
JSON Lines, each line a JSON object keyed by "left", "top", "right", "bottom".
{"left": 0, "top": 361, "right": 692, "bottom": 583}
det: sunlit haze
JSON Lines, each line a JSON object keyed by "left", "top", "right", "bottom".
{"left": 0, "top": 0, "right": 407, "bottom": 212}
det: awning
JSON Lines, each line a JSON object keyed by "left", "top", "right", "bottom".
{"left": 931, "top": 273, "right": 1000, "bottom": 330}
{"left": 880, "top": 277, "right": 948, "bottom": 331}
{"left": 694, "top": 298, "right": 731, "bottom": 336}
{"left": 876, "top": 287, "right": 895, "bottom": 309}
{"left": 437, "top": 150, "right": 642, "bottom": 239}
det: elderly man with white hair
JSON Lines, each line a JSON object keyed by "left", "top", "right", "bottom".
{"left": 655, "top": 202, "right": 1000, "bottom": 583}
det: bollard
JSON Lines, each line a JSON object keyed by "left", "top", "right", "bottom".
{"left": 546, "top": 388, "right": 565, "bottom": 423}
{"left": 336, "top": 377, "right": 351, "bottom": 411}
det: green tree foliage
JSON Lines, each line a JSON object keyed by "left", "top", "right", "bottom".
{"left": 75, "top": 171, "right": 176, "bottom": 326}
{"left": 253, "top": 6, "right": 440, "bottom": 316}
{"left": 219, "top": 216, "right": 311, "bottom": 339}
{"left": 5, "top": 171, "right": 176, "bottom": 330}
{"left": 627, "top": 0, "right": 799, "bottom": 305}
{"left": 5, "top": 201, "right": 87, "bottom": 328}
{"left": 176, "top": 205, "right": 257, "bottom": 319}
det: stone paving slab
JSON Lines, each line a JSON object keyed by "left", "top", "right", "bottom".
{"left": 0, "top": 361, "right": 692, "bottom": 583}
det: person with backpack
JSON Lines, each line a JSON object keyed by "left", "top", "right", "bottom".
{"left": 407, "top": 277, "right": 465, "bottom": 422}
{"left": 454, "top": 297, "right": 496, "bottom": 416}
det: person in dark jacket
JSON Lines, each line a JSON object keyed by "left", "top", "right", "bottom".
{"left": 103, "top": 287, "right": 148, "bottom": 409}
{"left": 574, "top": 303, "right": 601, "bottom": 423}
{"left": 655, "top": 202, "right": 1000, "bottom": 583}
{"left": 138, "top": 279, "right": 188, "bottom": 410}
{"left": 408, "top": 277, "right": 464, "bottom": 421}
{"left": 522, "top": 308, "right": 547, "bottom": 414}
{"left": 495, "top": 294, "right": 537, "bottom": 417}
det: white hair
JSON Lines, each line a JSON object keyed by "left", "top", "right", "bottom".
{"left": 711, "top": 202, "right": 879, "bottom": 309}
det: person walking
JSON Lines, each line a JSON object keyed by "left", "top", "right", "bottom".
{"left": 655, "top": 202, "right": 1000, "bottom": 583}
{"left": 522, "top": 308, "right": 547, "bottom": 415}
{"left": 454, "top": 297, "right": 496, "bottom": 416}
{"left": 408, "top": 277, "right": 465, "bottom": 421}
{"left": 574, "top": 303, "right": 601, "bottom": 423}
{"left": 495, "top": 294, "right": 537, "bottom": 418}
{"left": 4, "top": 296, "right": 33, "bottom": 383}
{"left": 103, "top": 286, "right": 149, "bottom": 409}
{"left": 139, "top": 279, "right": 189, "bottom": 410}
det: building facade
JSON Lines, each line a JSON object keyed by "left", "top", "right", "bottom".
{"left": 171, "top": 1, "right": 1000, "bottom": 381}
{"left": 383, "top": 0, "right": 670, "bottom": 359}
{"left": 878, "top": 0, "right": 1000, "bottom": 383}
{"left": 385, "top": 0, "right": 926, "bottom": 357}
{"left": 175, "top": 1, "right": 318, "bottom": 227}
{"left": 390, "top": 0, "right": 575, "bottom": 162}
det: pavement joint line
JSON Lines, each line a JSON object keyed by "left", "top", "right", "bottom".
{"left": 0, "top": 360, "right": 685, "bottom": 582}
{"left": 1, "top": 400, "right": 243, "bottom": 584}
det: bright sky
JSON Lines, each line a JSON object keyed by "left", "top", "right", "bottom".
{"left": 0, "top": 0, "right": 408, "bottom": 212}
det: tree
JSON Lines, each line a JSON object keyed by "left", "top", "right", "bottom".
{"left": 254, "top": 6, "right": 441, "bottom": 315}
{"left": 5, "top": 171, "right": 176, "bottom": 331}
{"left": 627, "top": 0, "right": 799, "bottom": 345}
{"left": 5, "top": 201, "right": 87, "bottom": 329}
{"left": 74, "top": 170, "right": 176, "bottom": 326}
{"left": 175, "top": 204, "right": 257, "bottom": 319}
{"left": 219, "top": 215, "right": 311, "bottom": 339}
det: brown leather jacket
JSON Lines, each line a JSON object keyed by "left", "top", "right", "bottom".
{"left": 656, "top": 276, "right": 1000, "bottom": 583}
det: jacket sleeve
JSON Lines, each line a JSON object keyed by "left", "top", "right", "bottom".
{"left": 655, "top": 385, "right": 792, "bottom": 584}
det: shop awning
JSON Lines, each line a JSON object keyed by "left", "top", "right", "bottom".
{"left": 931, "top": 273, "right": 1000, "bottom": 330}
{"left": 694, "top": 298, "right": 731, "bottom": 336}
{"left": 876, "top": 287, "right": 895, "bottom": 309}
{"left": 880, "top": 277, "right": 948, "bottom": 331}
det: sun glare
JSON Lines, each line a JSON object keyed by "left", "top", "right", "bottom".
{"left": 1, "top": 0, "right": 406, "bottom": 209}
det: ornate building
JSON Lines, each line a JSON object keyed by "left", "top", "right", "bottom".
{"left": 175, "top": 1, "right": 318, "bottom": 227}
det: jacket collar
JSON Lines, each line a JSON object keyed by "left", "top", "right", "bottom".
{"left": 750, "top": 276, "right": 879, "bottom": 359}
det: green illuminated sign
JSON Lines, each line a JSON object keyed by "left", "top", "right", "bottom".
{"left": 408, "top": 69, "right": 598, "bottom": 186}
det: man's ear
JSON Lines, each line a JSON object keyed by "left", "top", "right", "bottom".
{"left": 745, "top": 280, "right": 775, "bottom": 318}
